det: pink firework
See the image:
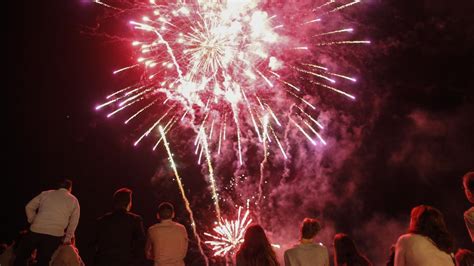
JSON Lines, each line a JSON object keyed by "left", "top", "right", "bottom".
{"left": 204, "top": 206, "right": 252, "bottom": 256}
{"left": 94, "top": 0, "right": 369, "bottom": 164}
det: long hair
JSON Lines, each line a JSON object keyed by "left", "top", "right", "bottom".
{"left": 408, "top": 205, "right": 454, "bottom": 254}
{"left": 334, "top": 233, "right": 372, "bottom": 266}
{"left": 236, "top": 224, "right": 278, "bottom": 266}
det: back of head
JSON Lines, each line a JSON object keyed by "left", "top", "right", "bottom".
{"left": 334, "top": 233, "right": 370, "bottom": 266}
{"left": 113, "top": 188, "right": 132, "bottom": 210}
{"left": 456, "top": 249, "right": 474, "bottom": 266}
{"left": 57, "top": 179, "right": 72, "bottom": 191}
{"left": 409, "top": 205, "right": 454, "bottom": 254}
{"left": 158, "top": 202, "right": 174, "bottom": 220}
{"left": 463, "top": 171, "right": 474, "bottom": 203}
{"left": 301, "top": 218, "right": 321, "bottom": 239}
{"left": 237, "top": 224, "right": 278, "bottom": 265}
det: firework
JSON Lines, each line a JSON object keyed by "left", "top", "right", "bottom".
{"left": 204, "top": 206, "right": 252, "bottom": 256}
{"left": 93, "top": 0, "right": 368, "bottom": 257}
{"left": 95, "top": 0, "right": 368, "bottom": 163}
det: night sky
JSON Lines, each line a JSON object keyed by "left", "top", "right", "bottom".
{"left": 5, "top": 0, "right": 474, "bottom": 265}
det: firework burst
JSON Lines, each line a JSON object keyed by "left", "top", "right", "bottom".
{"left": 204, "top": 206, "right": 252, "bottom": 256}
{"left": 93, "top": 0, "right": 369, "bottom": 259}
{"left": 95, "top": 0, "right": 369, "bottom": 164}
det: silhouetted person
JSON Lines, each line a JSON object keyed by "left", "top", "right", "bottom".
{"left": 14, "top": 179, "right": 80, "bottom": 266}
{"left": 145, "top": 202, "right": 188, "bottom": 266}
{"left": 455, "top": 249, "right": 474, "bottom": 266}
{"left": 93, "top": 188, "right": 145, "bottom": 266}
{"left": 462, "top": 171, "right": 474, "bottom": 242}
{"left": 394, "top": 205, "right": 455, "bottom": 266}
{"left": 235, "top": 224, "right": 279, "bottom": 266}
{"left": 284, "top": 218, "right": 329, "bottom": 266}
{"left": 333, "top": 233, "right": 372, "bottom": 266}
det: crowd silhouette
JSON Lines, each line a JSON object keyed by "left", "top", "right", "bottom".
{"left": 1, "top": 171, "right": 473, "bottom": 266}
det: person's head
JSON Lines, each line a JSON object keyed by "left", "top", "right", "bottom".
{"left": 113, "top": 188, "right": 132, "bottom": 211}
{"left": 237, "top": 224, "right": 278, "bottom": 265}
{"left": 463, "top": 171, "right": 474, "bottom": 204}
{"left": 157, "top": 202, "right": 174, "bottom": 220}
{"left": 301, "top": 218, "right": 321, "bottom": 240}
{"left": 334, "top": 233, "right": 359, "bottom": 265}
{"left": 57, "top": 179, "right": 72, "bottom": 192}
{"left": 408, "top": 205, "right": 454, "bottom": 254}
{"left": 334, "top": 233, "right": 371, "bottom": 266}
{"left": 455, "top": 249, "right": 474, "bottom": 266}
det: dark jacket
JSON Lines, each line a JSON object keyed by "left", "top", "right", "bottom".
{"left": 93, "top": 209, "right": 145, "bottom": 266}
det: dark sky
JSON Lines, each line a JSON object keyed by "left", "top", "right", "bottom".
{"left": 5, "top": 0, "right": 474, "bottom": 264}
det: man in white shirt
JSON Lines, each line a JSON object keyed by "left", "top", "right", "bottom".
{"left": 14, "top": 179, "right": 80, "bottom": 266}
{"left": 463, "top": 171, "right": 474, "bottom": 242}
{"left": 145, "top": 202, "right": 188, "bottom": 266}
{"left": 284, "top": 218, "right": 329, "bottom": 266}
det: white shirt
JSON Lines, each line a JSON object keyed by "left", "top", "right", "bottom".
{"left": 394, "top": 233, "right": 454, "bottom": 266}
{"left": 146, "top": 219, "right": 188, "bottom": 266}
{"left": 284, "top": 242, "right": 329, "bottom": 266}
{"left": 26, "top": 188, "right": 80, "bottom": 243}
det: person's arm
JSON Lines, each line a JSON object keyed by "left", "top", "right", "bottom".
{"left": 64, "top": 200, "right": 80, "bottom": 244}
{"left": 394, "top": 236, "right": 406, "bottom": 266}
{"left": 25, "top": 192, "right": 43, "bottom": 223}
{"left": 145, "top": 230, "right": 154, "bottom": 260}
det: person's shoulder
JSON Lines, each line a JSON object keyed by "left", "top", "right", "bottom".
{"left": 397, "top": 233, "right": 413, "bottom": 242}
{"left": 147, "top": 223, "right": 161, "bottom": 233}
{"left": 97, "top": 211, "right": 114, "bottom": 221}
{"left": 66, "top": 191, "right": 79, "bottom": 203}
{"left": 397, "top": 233, "right": 431, "bottom": 247}
{"left": 39, "top": 190, "right": 55, "bottom": 196}
{"left": 284, "top": 245, "right": 298, "bottom": 255}
{"left": 396, "top": 233, "right": 414, "bottom": 247}
{"left": 126, "top": 211, "right": 143, "bottom": 220}
{"left": 315, "top": 242, "right": 329, "bottom": 253}
{"left": 172, "top": 221, "right": 186, "bottom": 229}
{"left": 465, "top": 207, "right": 474, "bottom": 219}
